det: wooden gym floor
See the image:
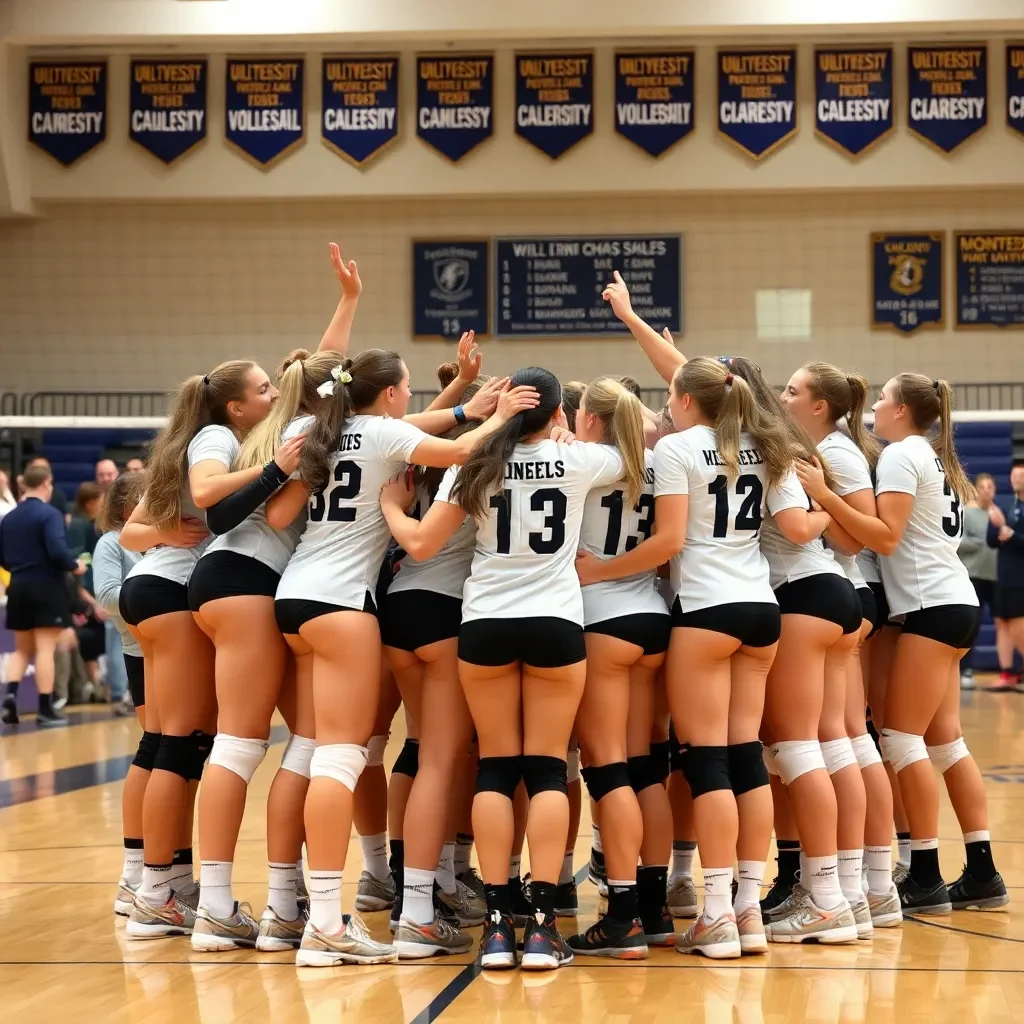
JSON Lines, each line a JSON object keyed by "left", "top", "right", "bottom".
{"left": 3, "top": 684, "right": 1024, "bottom": 1023}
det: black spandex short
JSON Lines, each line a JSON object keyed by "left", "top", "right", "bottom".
{"left": 4, "top": 577, "right": 73, "bottom": 631}
{"left": 901, "top": 604, "right": 979, "bottom": 648}
{"left": 381, "top": 590, "right": 462, "bottom": 652}
{"left": 458, "top": 616, "right": 586, "bottom": 668}
{"left": 586, "top": 613, "right": 671, "bottom": 656}
{"left": 995, "top": 585, "right": 1024, "bottom": 621}
{"left": 867, "top": 581, "right": 891, "bottom": 637}
{"left": 670, "top": 599, "right": 781, "bottom": 649}
{"left": 188, "top": 550, "right": 281, "bottom": 611}
{"left": 774, "top": 573, "right": 862, "bottom": 635}
{"left": 118, "top": 575, "right": 190, "bottom": 626}
{"left": 274, "top": 591, "right": 376, "bottom": 635}
{"left": 76, "top": 617, "right": 106, "bottom": 661}
{"left": 124, "top": 653, "right": 145, "bottom": 707}
{"left": 857, "top": 587, "right": 878, "bottom": 632}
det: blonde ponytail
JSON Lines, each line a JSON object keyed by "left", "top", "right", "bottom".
{"left": 582, "top": 377, "right": 647, "bottom": 505}
{"left": 237, "top": 354, "right": 307, "bottom": 470}
{"left": 803, "top": 361, "right": 881, "bottom": 468}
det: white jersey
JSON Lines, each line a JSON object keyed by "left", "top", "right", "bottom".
{"left": 276, "top": 415, "right": 429, "bottom": 609}
{"left": 389, "top": 469, "right": 477, "bottom": 601}
{"left": 817, "top": 430, "right": 875, "bottom": 590}
{"left": 437, "top": 439, "right": 624, "bottom": 624}
{"left": 856, "top": 548, "right": 881, "bottom": 585}
{"left": 875, "top": 434, "right": 977, "bottom": 616}
{"left": 655, "top": 425, "right": 798, "bottom": 612}
{"left": 579, "top": 449, "right": 670, "bottom": 625}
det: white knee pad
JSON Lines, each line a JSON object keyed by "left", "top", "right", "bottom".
{"left": 567, "top": 747, "right": 581, "bottom": 784}
{"left": 820, "top": 737, "right": 858, "bottom": 776}
{"left": 762, "top": 744, "right": 780, "bottom": 777}
{"left": 851, "top": 732, "right": 883, "bottom": 770}
{"left": 879, "top": 729, "right": 929, "bottom": 773}
{"left": 771, "top": 740, "right": 826, "bottom": 786}
{"left": 367, "top": 734, "right": 389, "bottom": 768}
{"left": 280, "top": 734, "right": 316, "bottom": 779}
{"left": 208, "top": 734, "right": 269, "bottom": 784}
{"left": 310, "top": 743, "right": 369, "bottom": 793}
{"left": 927, "top": 737, "right": 970, "bottom": 774}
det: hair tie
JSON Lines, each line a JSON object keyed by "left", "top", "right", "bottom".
{"left": 202, "top": 375, "right": 209, "bottom": 387}
{"left": 932, "top": 379, "right": 940, "bottom": 390}
{"left": 725, "top": 373, "right": 735, "bottom": 385}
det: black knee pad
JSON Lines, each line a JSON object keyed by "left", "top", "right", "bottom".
{"left": 581, "top": 761, "right": 631, "bottom": 802}
{"left": 681, "top": 745, "right": 731, "bottom": 799}
{"left": 476, "top": 755, "right": 522, "bottom": 799}
{"left": 521, "top": 754, "right": 567, "bottom": 799}
{"left": 392, "top": 738, "right": 420, "bottom": 778}
{"left": 627, "top": 754, "right": 665, "bottom": 794}
{"left": 132, "top": 730, "right": 161, "bottom": 772}
{"left": 154, "top": 730, "right": 214, "bottom": 782}
{"left": 649, "top": 740, "right": 672, "bottom": 784}
{"left": 728, "top": 741, "right": 769, "bottom": 796}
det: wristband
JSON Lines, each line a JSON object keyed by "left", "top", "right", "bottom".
{"left": 453, "top": 404, "right": 468, "bottom": 425}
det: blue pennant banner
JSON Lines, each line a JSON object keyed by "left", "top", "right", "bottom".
{"left": 130, "top": 58, "right": 207, "bottom": 164}
{"left": 417, "top": 55, "right": 493, "bottom": 161}
{"left": 514, "top": 52, "right": 594, "bottom": 159}
{"left": 614, "top": 51, "right": 695, "bottom": 157}
{"left": 225, "top": 58, "right": 304, "bottom": 166}
{"left": 717, "top": 50, "right": 797, "bottom": 159}
{"left": 1008, "top": 45, "right": 1024, "bottom": 138}
{"left": 955, "top": 232, "right": 1024, "bottom": 328}
{"left": 322, "top": 55, "right": 399, "bottom": 165}
{"left": 907, "top": 45, "right": 987, "bottom": 153}
{"left": 814, "top": 48, "right": 893, "bottom": 157}
{"left": 29, "top": 61, "right": 107, "bottom": 166}
{"left": 871, "top": 232, "right": 945, "bottom": 334}
{"left": 413, "top": 241, "right": 490, "bottom": 338}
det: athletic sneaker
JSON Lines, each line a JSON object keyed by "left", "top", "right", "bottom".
{"left": 897, "top": 875, "right": 952, "bottom": 915}
{"left": 867, "top": 887, "right": 903, "bottom": 928}
{"left": 959, "top": 669, "right": 975, "bottom": 690}
{"left": 735, "top": 905, "right": 768, "bottom": 954}
{"left": 437, "top": 879, "right": 486, "bottom": 927}
{"left": 766, "top": 881, "right": 809, "bottom": 923}
{"left": 191, "top": 902, "right": 259, "bottom": 951}
{"left": 51, "top": 695, "right": 68, "bottom": 711}
{"left": 849, "top": 896, "right": 874, "bottom": 939}
{"left": 521, "top": 913, "right": 574, "bottom": 970}
{"left": 256, "top": 906, "right": 306, "bottom": 951}
{"left": 114, "top": 880, "right": 138, "bottom": 917}
{"left": 295, "top": 914, "right": 398, "bottom": 967}
{"left": 354, "top": 870, "right": 396, "bottom": 912}
{"left": 37, "top": 709, "right": 68, "bottom": 728}
{"left": 567, "top": 915, "right": 647, "bottom": 959}
{"left": 1, "top": 695, "right": 18, "bottom": 726}
{"left": 759, "top": 874, "right": 795, "bottom": 922}
{"left": 479, "top": 910, "right": 517, "bottom": 970}
{"left": 768, "top": 897, "right": 858, "bottom": 944}
{"left": 125, "top": 892, "right": 196, "bottom": 939}
{"left": 675, "top": 913, "right": 742, "bottom": 959}
{"left": 457, "top": 867, "right": 486, "bottom": 901}
{"left": 947, "top": 868, "right": 1010, "bottom": 911}
{"left": 892, "top": 862, "right": 909, "bottom": 887}
{"left": 509, "top": 876, "right": 533, "bottom": 928}
{"left": 588, "top": 848, "right": 606, "bottom": 888}
{"left": 640, "top": 906, "right": 675, "bottom": 947}
{"left": 667, "top": 877, "right": 698, "bottom": 919}
{"left": 394, "top": 916, "right": 474, "bottom": 959}
{"left": 554, "top": 879, "right": 578, "bottom": 917}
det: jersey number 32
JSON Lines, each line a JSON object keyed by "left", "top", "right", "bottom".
{"left": 309, "top": 461, "right": 362, "bottom": 522}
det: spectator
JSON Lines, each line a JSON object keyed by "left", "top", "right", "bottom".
{"left": 24, "top": 456, "right": 70, "bottom": 525}
{"left": 95, "top": 458, "right": 119, "bottom": 492}
{"left": 0, "top": 463, "right": 86, "bottom": 727}
{"left": 68, "top": 482, "right": 104, "bottom": 564}
{"left": 125, "top": 458, "right": 145, "bottom": 474}
{"left": 67, "top": 482, "right": 107, "bottom": 702}
{"left": 987, "top": 462, "right": 1024, "bottom": 689}
{"left": 958, "top": 472, "right": 1000, "bottom": 689}
{"left": 0, "top": 468, "right": 16, "bottom": 519}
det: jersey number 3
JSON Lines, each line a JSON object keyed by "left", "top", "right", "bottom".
{"left": 942, "top": 479, "right": 963, "bottom": 538}
{"left": 490, "top": 488, "right": 567, "bottom": 554}
{"left": 708, "top": 474, "right": 763, "bottom": 537}
{"left": 309, "top": 460, "right": 362, "bottom": 523}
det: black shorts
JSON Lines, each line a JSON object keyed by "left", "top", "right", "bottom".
{"left": 188, "top": 551, "right": 281, "bottom": 611}
{"left": 857, "top": 587, "right": 878, "bottom": 631}
{"left": 670, "top": 600, "right": 781, "bottom": 649}
{"left": 274, "top": 591, "right": 377, "bottom": 635}
{"left": 4, "top": 577, "right": 72, "bottom": 631}
{"left": 586, "top": 613, "right": 671, "bottom": 656}
{"left": 775, "top": 574, "right": 862, "bottom": 635}
{"left": 124, "top": 653, "right": 145, "bottom": 707}
{"left": 119, "top": 575, "right": 190, "bottom": 626}
{"left": 381, "top": 590, "right": 462, "bottom": 651}
{"left": 901, "top": 604, "right": 979, "bottom": 648}
{"left": 867, "top": 581, "right": 891, "bottom": 637}
{"left": 995, "top": 585, "right": 1024, "bottom": 621}
{"left": 76, "top": 617, "right": 106, "bottom": 661}
{"left": 458, "top": 616, "right": 586, "bottom": 668}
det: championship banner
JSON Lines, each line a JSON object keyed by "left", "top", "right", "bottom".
{"left": 130, "top": 58, "right": 207, "bottom": 164}
{"left": 28, "top": 61, "right": 106, "bottom": 166}
{"left": 417, "top": 56, "right": 493, "bottom": 161}
{"left": 907, "top": 45, "right": 987, "bottom": 152}
{"left": 225, "top": 58, "right": 304, "bottom": 166}
{"left": 322, "top": 55, "right": 399, "bottom": 166}
{"left": 614, "top": 51, "right": 695, "bottom": 157}
{"left": 956, "top": 232, "right": 1024, "bottom": 328}
{"left": 1008, "top": 45, "right": 1024, "bottom": 137}
{"left": 814, "top": 48, "right": 893, "bottom": 157}
{"left": 413, "top": 241, "right": 489, "bottom": 338}
{"left": 515, "top": 52, "right": 593, "bottom": 159}
{"left": 871, "top": 232, "right": 945, "bottom": 334}
{"left": 717, "top": 50, "right": 797, "bottom": 159}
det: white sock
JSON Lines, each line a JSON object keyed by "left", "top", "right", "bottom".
{"left": 309, "top": 871, "right": 343, "bottom": 934}
{"left": 838, "top": 850, "right": 864, "bottom": 904}
{"left": 122, "top": 846, "right": 144, "bottom": 887}
{"left": 454, "top": 835, "right": 473, "bottom": 877}
{"left": 510, "top": 854, "right": 522, "bottom": 881}
{"left": 437, "top": 842, "right": 457, "bottom": 896}
{"left": 702, "top": 867, "right": 734, "bottom": 921}
{"left": 592, "top": 825, "right": 602, "bottom": 854}
{"left": 734, "top": 860, "right": 765, "bottom": 914}
{"left": 199, "top": 860, "right": 234, "bottom": 919}
{"left": 558, "top": 852, "right": 574, "bottom": 886}
{"left": 138, "top": 864, "right": 173, "bottom": 908}
{"left": 805, "top": 855, "right": 845, "bottom": 911}
{"left": 402, "top": 867, "right": 436, "bottom": 926}
{"left": 268, "top": 861, "right": 298, "bottom": 922}
{"left": 670, "top": 841, "right": 696, "bottom": 883}
{"left": 168, "top": 854, "right": 193, "bottom": 889}
{"left": 865, "top": 846, "right": 894, "bottom": 895}
{"left": 360, "top": 833, "right": 390, "bottom": 882}
{"left": 964, "top": 829, "right": 991, "bottom": 844}
{"left": 897, "top": 835, "right": 911, "bottom": 869}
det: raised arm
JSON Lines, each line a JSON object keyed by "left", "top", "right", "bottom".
{"left": 423, "top": 331, "right": 482, "bottom": 412}
{"left": 405, "top": 376, "right": 506, "bottom": 436}
{"left": 316, "top": 243, "right": 362, "bottom": 355}
{"left": 603, "top": 270, "right": 685, "bottom": 384}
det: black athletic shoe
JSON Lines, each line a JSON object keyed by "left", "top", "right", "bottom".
{"left": 37, "top": 709, "right": 68, "bottom": 728}
{"left": 433, "top": 882, "right": 461, "bottom": 927}
{"left": 554, "top": 879, "right": 578, "bottom": 917}
{"left": 509, "top": 876, "right": 532, "bottom": 928}
{"left": 521, "top": 913, "right": 574, "bottom": 970}
{"left": 567, "top": 914, "right": 648, "bottom": 959}
{"left": 479, "top": 911, "right": 518, "bottom": 970}
{"left": 1, "top": 695, "right": 19, "bottom": 726}
{"left": 898, "top": 874, "right": 952, "bottom": 915}
{"left": 588, "top": 848, "right": 606, "bottom": 887}
{"left": 947, "top": 868, "right": 1009, "bottom": 911}
{"left": 759, "top": 875, "right": 794, "bottom": 923}
{"left": 640, "top": 906, "right": 675, "bottom": 947}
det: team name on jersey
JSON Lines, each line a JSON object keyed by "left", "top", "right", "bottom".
{"left": 701, "top": 447, "right": 764, "bottom": 467}
{"left": 339, "top": 433, "right": 362, "bottom": 452}
{"left": 504, "top": 459, "right": 566, "bottom": 481}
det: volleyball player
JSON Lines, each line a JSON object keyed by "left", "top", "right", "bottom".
{"left": 796, "top": 375, "right": 1008, "bottom": 913}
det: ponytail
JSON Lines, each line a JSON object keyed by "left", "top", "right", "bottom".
{"left": 237, "top": 353, "right": 307, "bottom": 470}
{"left": 844, "top": 372, "right": 882, "bottom": 469}
{"left": 582, "top": 376, "right": 646, "bottom": 505}
{"left": 803, "top": 361, "right": 881, "bottom": 468}
{"left": 714, "top": 374, "right": 754, "bottom": 481}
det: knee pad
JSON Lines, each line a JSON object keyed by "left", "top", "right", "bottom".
{"left": 927, "top": 737, "right": 970, "bottom": 774}
{"left": 367, "top": 733, "right": 389, "bottom": 768}
{"left": 582, "top": 761, "right": 631, "bottom": 801}
{"left": 820, "top": 737, "right": 858, "bottom": 777}
{"left": 771, "top": 740, "right": 826, "bottom": 786}
{"left": 627, "top": 754, "right": 664, "bottom": 794}
{"left": 208, "top": 733, "right": 269, "bottom": 784}
{"left": 762, "top": 744, "right": 780, "bottom": 777}
{"left": 670, "top": 738, "right": 688, "bottom": 774}
{"left": 649, "top": 740, "right": 672, "bottom": 784}
{"left": 392, "top": 738, "right": 419, "bottom": 778}
{"left": 132, "top": 730, "right": 161, "bottom": 772}
{"left": 154, "top": 730, "right": 214, "bottom": 782}
{"left": 728, "top": 741, "right": 769, "bottom": 796}
{"left": 680, "top": 745, "right": 731, "bottom": 799}
{"left": 476, "top": 755, "right": 521, "bottom": 799}
{"left": 280, "top": 733, "right": 316, "bottom": 779}
{"left": 310, "top": 743, "right": 368, "bottom": 793}
{"left": 879, "top": 729, "right": 929, "bottom": 774}
{"left": 851, "top": 732, "right": 883, "bottom": 770}
{"left": 566, "top": 747, "right": 581, "bottom": 784}
{"left": 522, "top": 754, "right": 568, "bottom": 799}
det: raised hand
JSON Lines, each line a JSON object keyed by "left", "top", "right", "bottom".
{"left": 602, "top": 270, "right": 634, "bottom": 321}
{"left": 457, "top": 331, "right": 482, "bottom": 383}
{"left": 495, "top": 381, "right": 541, "bottom": 422}
{"left": 463, "top": 376, "right": 507, "bottom": 422}
{"left": 330, "top": 242, "right": 362, "bottom": 300}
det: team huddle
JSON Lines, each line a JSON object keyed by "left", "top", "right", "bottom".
{"left": 103, "top": 245, "right": 1006, "bottom": 973}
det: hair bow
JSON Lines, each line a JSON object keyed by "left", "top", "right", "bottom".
{"left": 317, "top": 366, "right": 353, "bottom": 398}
